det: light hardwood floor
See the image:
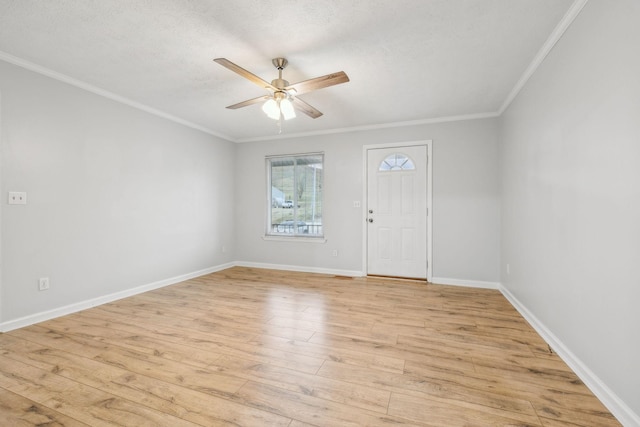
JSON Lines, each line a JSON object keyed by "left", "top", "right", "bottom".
{"left": 0, "top": 267, "right": 620, "bottom": 426}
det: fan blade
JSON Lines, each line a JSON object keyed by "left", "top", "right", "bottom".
{"left": 214, "top": 58, "right": 277, "bottom": 91}
{"left": 291, "top": 97, "right": 323, "bottom": 119}
{"left": 226, "top": 95, "right": 270, "bottom": 109}
{"left": 285, "top": 71, "right": 349, "bottom": 95}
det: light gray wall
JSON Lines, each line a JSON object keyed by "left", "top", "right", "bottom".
{"left": 235, "top": 118, "right": 500, "bottom": 282}
{"left": 0, "top": 60, "right": 235, "bottom": 323}
{"left": 0, "top": 57, "right": 500, "bottom": 325}
{"left": 500, "top": 0, "right": 640, "bottom": 420}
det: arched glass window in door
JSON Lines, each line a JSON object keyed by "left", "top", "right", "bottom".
{"left": 379, "top": 153, "right": 415, "bottom": 171}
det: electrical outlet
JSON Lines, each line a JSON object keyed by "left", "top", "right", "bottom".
{"left": 506, "top": 264, "right": 510, "bottom": 275}
{"left": 332, "top": 249, "right": 338, "bottom": 257}
{"left": 38, "top": 277, "right": 50, "bottom": 291}
{"left": 8, "top": 192, "right": 27, "bottom": 205}
{"left": 353, "top": 201, "right": 361, "bottom": 208}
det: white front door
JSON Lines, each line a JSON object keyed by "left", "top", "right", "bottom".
{"left": 367, "top": 145, "right": 428, "bottom": 279}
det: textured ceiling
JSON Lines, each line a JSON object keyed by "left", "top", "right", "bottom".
{"left": 0, "top": 0, "right": 575, "bottom": 141}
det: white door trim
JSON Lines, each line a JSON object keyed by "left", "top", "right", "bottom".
{"left": 362, "top": 140, "right": 432, "bottom": 281}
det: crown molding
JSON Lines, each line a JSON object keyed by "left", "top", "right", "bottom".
{"left": 235, "top": 112, "right": 501, "bottom": 143}
{"left": 498, "top": 0, "right": 589, "bottom": 115}
{"left": 0, "top": 50, "right": 233, "bottom": 141}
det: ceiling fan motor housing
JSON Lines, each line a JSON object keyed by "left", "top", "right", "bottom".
{"left": 271, "top": 78, "right": 290, "bottom": 90}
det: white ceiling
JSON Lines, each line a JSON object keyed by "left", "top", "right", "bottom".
{"left": 0, "top": 0, "right": 576, "bottom": 142}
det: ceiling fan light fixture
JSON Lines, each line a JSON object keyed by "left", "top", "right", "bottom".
{"left": 262, "top": 98, "right": 280, "bottom": 120}
{"left": 280, "top": 98, "right": 296, "bottom": 120}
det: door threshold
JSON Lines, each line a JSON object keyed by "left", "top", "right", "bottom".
{"left": 367, "top": 274, "right": 428, "bottom": 283}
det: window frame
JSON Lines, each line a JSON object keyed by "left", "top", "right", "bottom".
{"left": 265, "top": 152, "right": 325, "bottom": 240}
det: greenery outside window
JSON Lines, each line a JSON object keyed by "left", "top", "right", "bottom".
{"left": 267, "top": 153, "right": 323, "bottom": 237}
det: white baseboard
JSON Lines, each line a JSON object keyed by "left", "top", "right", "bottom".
{"left": 0, "top": 261, "right": 362, "bottom": 333}
{"left": 0, "top": 262, "right": 235, "bottom": 333}
{"left": 430, "top": 276, "right": 499, "bottom": 289}
{"left": 499, "top": 285, "right": 640, "bottom": 427}
{"left": 235, "top": 261, "right": 364, "bottom": 278}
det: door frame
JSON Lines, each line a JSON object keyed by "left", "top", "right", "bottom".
{"left": 362, "top": 140, "right": 432, "bottom": 281}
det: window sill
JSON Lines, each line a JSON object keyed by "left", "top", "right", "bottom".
{"left": 262, "top": 235, "right": 327, "bottom": 244}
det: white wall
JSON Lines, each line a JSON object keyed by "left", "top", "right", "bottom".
{"left": 235, "top": 118, "right": 500, "bottom": 283}
{"left": 0, "top": 60, "right": 235, "bottom": 326}
{"left": 500, "top": 0, "right": 640, "bottom": 423}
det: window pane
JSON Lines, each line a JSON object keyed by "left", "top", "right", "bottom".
{"left": 379, "top": 153, "right": 415, "bottom": 171}
{"left": 268, "top": 154, "right": 323, "bottom": 237}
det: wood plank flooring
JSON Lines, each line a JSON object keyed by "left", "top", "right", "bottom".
{"left": 0, "top": 266, "right": 621, "bottom": 426}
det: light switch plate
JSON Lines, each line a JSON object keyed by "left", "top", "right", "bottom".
{"left": 8, "top": 192, "right": 27, "bottom": 205}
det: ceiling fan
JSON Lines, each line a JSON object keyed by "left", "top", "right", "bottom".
{"left": 214, "top": 57, "right": 349, "bottom": 120}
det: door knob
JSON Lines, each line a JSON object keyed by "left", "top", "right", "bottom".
{"left": 368, "top": 218, "right": 374, "bottom": 223}
{"left": 369, "top": 209, "right": 373, "bottom": 214}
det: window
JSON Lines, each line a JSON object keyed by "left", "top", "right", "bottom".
{"left": 267, "top": 153, "right": 323, "bottom": 237}
{"left": 379, "top": 153, "right": 415, "bottom": 171}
